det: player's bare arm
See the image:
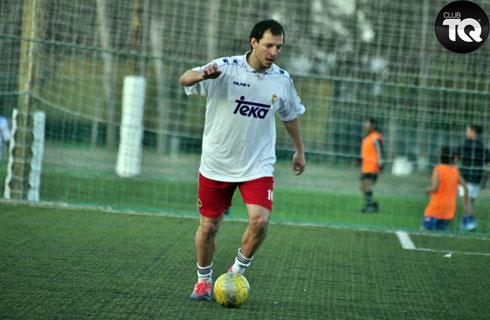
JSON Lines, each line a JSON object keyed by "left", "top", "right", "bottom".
{"left": 283, "top": 118, "right": 305, "bottom": 176}
{"left": 425, "top": 169, "right": 440, "bottom": 194}
{"left": 374, "top": 138, "right": 384, "bottom": 171}
{"left": 179, "top": 63, "right": 221, "bottom": 87}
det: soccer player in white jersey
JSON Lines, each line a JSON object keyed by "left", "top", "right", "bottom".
{"left": 179, "top": 19, "right": 306, "bottom": 301}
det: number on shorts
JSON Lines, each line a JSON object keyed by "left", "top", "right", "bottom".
{"left": 267, "top": 189, "right": 274, "bottom": 201}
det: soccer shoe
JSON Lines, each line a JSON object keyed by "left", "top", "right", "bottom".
{"left": 466, "top": 215, "right": 477, "bottom": 231}
{"left": 190, "top": 279, "right": 213, "bottom": 301}
{"left": 361, "top": 203, "right": 379, "bottom": 213}
{"left": 459, "top": 216, "right": 468, "bottom": 230}
{"left": 422, "top": 217, "right": 436, "bottom": 231}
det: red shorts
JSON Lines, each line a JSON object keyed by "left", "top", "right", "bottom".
{"left": 198, "top": 173, "right": 274, "bottom": 218}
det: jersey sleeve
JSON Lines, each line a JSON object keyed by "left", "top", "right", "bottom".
{"left": 183, "top": 58, "right": 225, "bottom": 97}
{"left": 278, "top": 79, "right": 305, "bottom": 122}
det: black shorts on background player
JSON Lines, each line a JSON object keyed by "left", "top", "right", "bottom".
{"left": 361, "top": 173, "right": 378, "bottom": 184}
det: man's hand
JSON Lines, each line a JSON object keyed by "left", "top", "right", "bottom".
{"left": 292, "top": 151, "right": 305, "bottom": 176}
{"left": 201, "top": 63, "right": 221, "bottom": 80}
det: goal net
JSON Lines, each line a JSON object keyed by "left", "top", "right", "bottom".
{"left": 0, "top": 0, "right": 489, "bottom": 233}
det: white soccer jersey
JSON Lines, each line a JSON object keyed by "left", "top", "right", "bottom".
{"left": 184, "top": 52, "right": 305, "bottom": 182}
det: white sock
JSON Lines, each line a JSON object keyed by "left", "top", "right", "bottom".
{"left": 197, "top": 263, "right": 213, "bottom": 281}
{"left": 231, "top": 248, "right": 253, "bottom": 273}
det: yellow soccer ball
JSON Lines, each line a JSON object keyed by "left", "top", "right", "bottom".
{"left": 214, "top": 272, "right": 250, "bottom": 308}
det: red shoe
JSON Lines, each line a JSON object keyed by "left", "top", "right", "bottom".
{"left": 190, "top": 279, "right": 212, "bottom": 301}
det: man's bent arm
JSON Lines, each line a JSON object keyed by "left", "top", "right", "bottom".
{"left": 179, "top": 63, "right": 221, "bottom": 87}
{"left": 179, "top": 70, "right": 205, "bottom": 87}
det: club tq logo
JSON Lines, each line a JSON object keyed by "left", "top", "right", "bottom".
{"left": 435, "top": 1, "right": 489, "bottom": 53}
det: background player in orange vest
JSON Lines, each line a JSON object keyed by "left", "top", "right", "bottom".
{"left": 358, "top": 118, "right": 384, "bottom": 213}
{"left": 423, "top": 146, "right": 471, "bottom": 231}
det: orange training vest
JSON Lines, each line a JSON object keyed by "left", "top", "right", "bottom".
{"left": 424, "top": 164, "right": 460, "bottom": 220}
{"left": 361, "top": 131, "right": 383, "bottom": 174}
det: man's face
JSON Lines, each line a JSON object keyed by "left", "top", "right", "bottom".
{"left": 250, "top": 30, "right": 283, "bottom": 69}
{"left": 466, "top": 127, "right": 476, "bottom": 139}
{"left": 363, "top": 121, "right": 372, "bottom": 134}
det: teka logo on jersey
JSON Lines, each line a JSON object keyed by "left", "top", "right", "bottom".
{"left": 233, "top": 96, "right": 270, "bottom": 119}
{"left": 435, "top": 1, "right": 489, "bottom": 53}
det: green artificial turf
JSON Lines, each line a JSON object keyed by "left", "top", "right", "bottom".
{"left": 1, "top": 204, "right": 489, "bottom": 319}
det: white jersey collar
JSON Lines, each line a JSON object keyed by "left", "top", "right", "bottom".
{"left": 243, "top": 51, "right": 273, "bottom": 75}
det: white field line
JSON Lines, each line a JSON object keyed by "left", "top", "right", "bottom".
{"left": 396, "top": 230, "right": 490, "bottom": 257}
{"left": 395, "top": 231, "right": 416, "bottom": 250}
{"left": 413, "top": 247, "right": 490, "bottom": 257}
{"left": 2, "top": 199, "right": 490, "bottom": 244}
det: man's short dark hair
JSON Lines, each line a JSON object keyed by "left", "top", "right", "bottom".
{"left": 440, "top": 145, "right": 452, "bottom": 164}
{"left": 365, "top": 117, "right": 377, "bottom": 129}
{"left": 469, "top": 124, "right": 483, "bottom": 136}
{"left": 249, "top": 19, "right": 284, "bottom": 45}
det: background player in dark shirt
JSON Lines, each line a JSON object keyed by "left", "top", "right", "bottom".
{"left": 454, "top": 125, "right": 489, "bottom": 231}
